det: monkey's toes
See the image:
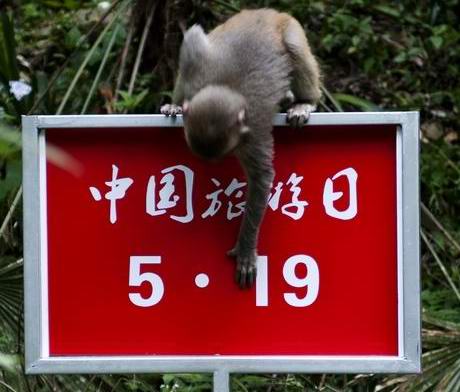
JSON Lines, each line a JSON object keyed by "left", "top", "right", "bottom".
{"left": 235, "top": 256, "right": 257, "bottom": 289}
{"left": 160, "top": 104, "right": 182, "bottom": 117}
{"left": 286, "top": 103, "right": 317, "bottom": 127}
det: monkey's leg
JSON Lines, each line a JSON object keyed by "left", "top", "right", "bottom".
{"left": 283, "top": 18, "right": 321, "bottom": 127}
{"left": 228, "top": 143, "right": 274, "bottom": 288}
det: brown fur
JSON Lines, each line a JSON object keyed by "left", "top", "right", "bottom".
{"left": 161, "top": 9, "right": 322, "bottom": 287}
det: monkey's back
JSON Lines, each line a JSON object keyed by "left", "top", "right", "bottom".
{"left": 179, "top": 9, "right": 294, "bottom": 129}
{"left": 209, "top": 10, "right": 293, "bottom": 116}
{"left": 209, "top": 9, "right": 289, "bottom": 48}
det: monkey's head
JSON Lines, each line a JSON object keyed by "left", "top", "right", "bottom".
{"left": 182, "top": 85, "right": 249, "bottom": 160}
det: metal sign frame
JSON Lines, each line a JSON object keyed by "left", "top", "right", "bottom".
{"left": 22, "top": 112, "right": 421, "bottom": 391}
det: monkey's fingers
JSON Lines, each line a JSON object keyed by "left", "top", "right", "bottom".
{"left": 160, "top": 104, "right": 183, "bottom": 117}
{"left": 286, "top": 104, "right": 316, "bottom": 127}
{"left": 160, "top": 104, "right": 171, "bottom": 116}
{"left": 246, "top": 266, "right": 257, "bottom": 287}
{"left": 286, "top": 108, "right": 307, "bottom": 127}
{"left": 235, "top": 260, "right": 257, "bottom": 289}
{"left": 169, "top": 105, "right": 182, "bottom": 117}
{"left": 286, "top": 108, "right": 299, "bottom": 127}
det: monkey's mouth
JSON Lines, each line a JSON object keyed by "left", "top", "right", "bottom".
{"left": 197, "top": 152, "right": 225, "bottom": 162}
{"left": 187, "top": 138, "right": 229, "bottom": 161}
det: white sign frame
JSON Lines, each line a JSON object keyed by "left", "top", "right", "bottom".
{"left": 22, "top": 112, "right": 421, "bottom": 390}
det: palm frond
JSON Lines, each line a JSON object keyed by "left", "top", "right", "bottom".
{"left": 0, "top": 258, "right": 22, "bottom": 336}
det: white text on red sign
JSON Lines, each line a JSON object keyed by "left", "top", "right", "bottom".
{"left": 89, "top": 165, "right": 358, "bottom": 224}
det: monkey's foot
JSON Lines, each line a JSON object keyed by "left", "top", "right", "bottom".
{"left": 227, "top": 247, "right": 257, "bottom": 288}
{"left": 286, "top": 103, "right": 316, "bottom": 127}
{"left": 160, "top": 104, "right": 182, "bottom": 117}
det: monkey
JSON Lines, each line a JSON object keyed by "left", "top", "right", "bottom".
{"left": 161, "top": 9, "right": 321, "bottom": 288}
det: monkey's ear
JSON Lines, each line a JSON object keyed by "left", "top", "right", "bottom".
{"left": 237, "top": 109, "right": 245, "bottom": 124}
{"left": 240, "top": 126, "right": 250, "bottom": 134}
{"left": 182, "top": 100, "right": 190, "bottom": 115}
{"left": 238, "top": 109, "right": 250, "bottom": 134}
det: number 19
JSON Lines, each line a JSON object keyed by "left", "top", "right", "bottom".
{"left": 256, "top": 254, "right": 320, "bottom": 307}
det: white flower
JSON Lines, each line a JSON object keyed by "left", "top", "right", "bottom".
{"left": 97, "top": 1, "right": 111, "bottom": 11}
{"left": 9, "top": 80, "right": 32, "bottom": 101}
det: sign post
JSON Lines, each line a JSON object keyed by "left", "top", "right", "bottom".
{"left": 23, "top": 112, "right": 420, "bottom": 390}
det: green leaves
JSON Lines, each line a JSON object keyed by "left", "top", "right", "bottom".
{"left": 114, "top": 90, "right": 149, "bottom": 112}
{"left": 373, "top": 4, "right": 401, "bottom": 18}
{"left": 41, "top": 0, "right": 81, "bottom": 10}
{"left": 0, "top": 258, "right": 22, "bottom": 335}
{"left": 332, "top": 94, "right": 380, "bottom": 111}
{"left": 430, "top": 36, "right": 444, "bottom": 50}
{"left": 0, "top": 352, "right": 19, "bottom": 371}
{"left": 64, "top": 26, "right": 83, "bottom": 49}
{"left": 0, "top": 12, "right": 27, "bottom": 120}
{"left": 0, "top": 122, "right": 20, "bottom": 158}
{"left": 0, "top": 12, "right": 19, "bottom": 83}
{"left": 56, "top": 1, "right": 128, "bottom": 115}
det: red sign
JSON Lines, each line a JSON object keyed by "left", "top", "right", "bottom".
{"left": 46, "top": 124, "right": 398, "bottom": 356}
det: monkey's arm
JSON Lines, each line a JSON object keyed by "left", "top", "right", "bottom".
{"left": 228, "top": 141, "right": 274, "bottom": 288}
{"left": 160, "top": 73, "right": 185, "bottom": 116}
{"left": 282, "top": 17, "right": 321, "bottom": 126}
{"left": 172, "top": 72, "right": 185, "bottom": 104}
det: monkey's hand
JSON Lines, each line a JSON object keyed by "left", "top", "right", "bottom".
{"left": 160, "top": 104, "right": 182, "bottom": 117}
{"left": 286, "top": 103, "right": 317, "bottom": 127}
{"left": 227, "top": 247, "right": 257, "bottom": 288}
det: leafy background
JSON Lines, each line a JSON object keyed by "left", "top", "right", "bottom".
{"left": 1, "top": 0, "right": 459, "bottom": 390}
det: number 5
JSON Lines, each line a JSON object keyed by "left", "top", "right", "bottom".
{"left": 129, "top": 256, "right": 164, "bottom": 307}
